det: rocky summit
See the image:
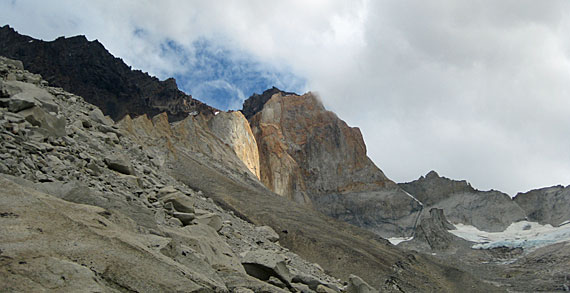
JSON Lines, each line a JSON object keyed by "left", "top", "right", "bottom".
{"left": 1, "top": 25, "right": 569, "bottom": 292}
{"left": 244, "top": 89, "right": 422, "bottom": 238}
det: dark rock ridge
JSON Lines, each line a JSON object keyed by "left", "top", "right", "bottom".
{"left": 244, "top": 90, "right": 423, "bottom": 238}
{"left": 399, "top": 171, "right": 527, "bottom": 232}
{"left": 0, "top": 25, "right": 216, "bottom": 122}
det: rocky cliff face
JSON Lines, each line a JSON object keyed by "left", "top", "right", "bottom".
{"left": 0, "top": 25, "right": 215, "bottom": 122}
{"left": 514, "top": 185, "right": 570, "bottom": 226}
{"left": 245, "top": 90, "right": 422, "bottom": 238}
{"left": 118, "top": 110, "right": 260, "bottom": 181}
{"left": 208, "top": 111, "right": 260, "bottom": 179}
{"left": 399, "top": 171, "right": 527, "bottom": 232}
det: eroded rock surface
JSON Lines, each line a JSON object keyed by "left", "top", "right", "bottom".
{"left": 514, "top": 185, "right": 570, "bottom": 226}
{"left": 245, "top": 90, "right": 422, "bottom": 237}
{"left": 400, "top": 171, "right": 526, "bottom": 232}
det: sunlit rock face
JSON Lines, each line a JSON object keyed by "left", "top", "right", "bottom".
{"left": 118, "top": 111, "right": 260, "bottom": 181}
{"left": 208, "top": 111, "right": 260, "bottom": 179}
{"left": 245, "top": 89, "right": 422, "bottom": 237}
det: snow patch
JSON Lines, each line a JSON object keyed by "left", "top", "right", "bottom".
{"left": 403, "top": 191, "right": 423, "bottom": 206}
{"left": 449, "top": 221, "right": 570, "bottom": 250}
{"left": 388, "top": 236, "right": 414, "bottom": 245}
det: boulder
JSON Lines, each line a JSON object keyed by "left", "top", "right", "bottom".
{"left": 292, "top": 283, "right": 313, "bottom": 293}
{"left": 157, "top": 186, "right": 178, "bottom": 198}
{"left": 103, "top": 155, "right": 134, "bottom": 175}
{"left": 89, "top": 108, "right": 113, "bottom": 126}
{"left": 0, "top": 56, "right": 24, "bottom": 70}
{"left": 255, "top": 225, "right": 280, "bottom": 242}
{"left": 317, "top": 284, "right": 338, "bottom": 293}
{"left": 194, "top": 213, "right": 223, "bottom": 232}
{"left": 18, "top": 106, "right": 66, "bottom": 137}
{"left": 160, "top": 191, "right": 195, "bottom": 213}
{"left": 241, "top": 250, "right": 292, "bottom": 288}
{"left": 172, "top": 212, "right": 195, "bottom": 226}
{"left": 292, "top": 274, "right": 338, "bottom": 292}
{"left": 8, "top": 94, "right": 36, "bottom": 112}
{"left": 346, "top": 274, "right": 376, "bottom": 293}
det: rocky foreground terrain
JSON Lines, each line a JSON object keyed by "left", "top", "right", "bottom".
{"left": 1, "top": 25, "right": 569, "bottom": 292}
{"left": 0, "top": 57, "right": 502, "bottom": 292}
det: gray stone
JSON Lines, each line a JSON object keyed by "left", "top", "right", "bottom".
{"left": 0, "top": 56, "right": 24, "bottom": 70}
{"left": 97, "top": 124, "right": 122, "bottom": 137}
{"left": 316, "top": 284, "right": 338, "bottom": 293}
{"left": 194, "top": 213, "right": 223, "bottom": 232}
{"left": 167, "top": 217, "right": 183, "bottom": 227}
{"left": 8, "top": 95, "right": 36, "bottom": 112}
{"left": 89, "top": 108, "right": 113, "bottom": 126}
{"left": 157, "top": 186, "right": 178, "bottom": 198}
{"left": 104, "top": 155, "right": 134, "bottom": 175}
{"left": 172, "top": 212, "right": 195, "bottom": 226}
{"left": 81, "top": 119, "right": 92, "bottom": 128}
{"left": 106, "top": 132, "right": 120, "bottom": 144}
{"left": 292, "top": 274, "right": 334, "bottom": 291}
{"left": 346, "top": 274, "right": 375, "bottom": 293}
{"left": 268, "top": 276, "right": 287, "bottom": 289}
{"left": 18, "top": 106, "right": 66, "bottom": 137}
{"left": 255, "top": 225, "right": 280, "bottom": 242}
{"left": 292, "top": 283, "right": 313, "bottom": 293}
{"left": 160, "top": 192, "right": 195, "bottom": 214}
{"left": 241, "top": 250, "right": 292, "bottom": 287}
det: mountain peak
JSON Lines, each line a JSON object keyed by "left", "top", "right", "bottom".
{"left": 425, "top": 170, "right": 440, "bottom": 179}
{"left": 0, "top": 26, "right": 217, "bottom": 122}
{"left": 241, "top": 87, "right": 298, "bottom": 119}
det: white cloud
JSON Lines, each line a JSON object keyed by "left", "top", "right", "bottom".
{"left": 2, "top": 0, "right": 570, "bottom": 194}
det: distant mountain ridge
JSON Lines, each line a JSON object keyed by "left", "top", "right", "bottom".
{"left": 399, "top": 171, "right": 570, "bottom": 231}
{"left": 0, "top": 25, "right": 216, "bottom": 121}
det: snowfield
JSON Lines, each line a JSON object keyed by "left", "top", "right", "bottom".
{"left": 449, "top": 220, "right": 570, "bottom": 250}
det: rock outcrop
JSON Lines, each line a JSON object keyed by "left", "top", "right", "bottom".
{"left": 244, "top": 89, "right": 422, "bottom": 238}
{"left": 400, "top": 171, "right": 526, "bottom": 232}
{"left": 514, "top": 185, "right": 570, "bottom": 226}
{"left": 208, "top": 111, "right": 260, "bottom": 179}
{"left": 408, "top": 208, "right": 469, "bottom": 251}
{"left": 0, "top": 25, "right": 216, "bottom": 121}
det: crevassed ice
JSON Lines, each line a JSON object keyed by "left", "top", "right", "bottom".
{"left": 449, "top": 221, "right": 570, "bottom": 250}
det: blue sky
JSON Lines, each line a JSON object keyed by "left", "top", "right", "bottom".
{"left": 2, "top": 1, "right": 570, "bottom": 195}
{"left": 162, "top": 38, "right": 306, "bottom": 110}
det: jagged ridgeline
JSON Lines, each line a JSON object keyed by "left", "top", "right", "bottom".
{"left": 0, "top": 25, "right": 216, "bottom": 122}
{"left": 0, "top": 26, "right": 503, "bottom": 292}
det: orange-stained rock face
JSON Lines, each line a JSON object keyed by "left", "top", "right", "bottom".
{"left": 246, "top": 91, "right": 422, "bottom": 237}
{"left": 249, "top": 92, "right": 393, "bottom": 201}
